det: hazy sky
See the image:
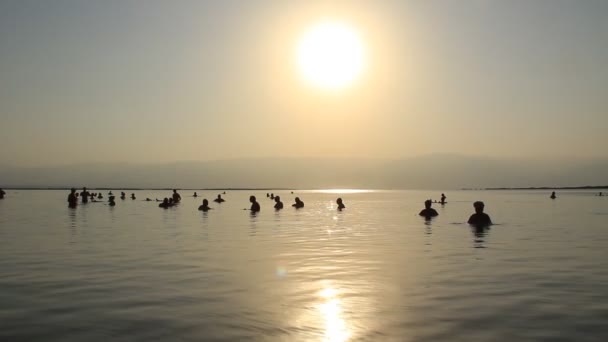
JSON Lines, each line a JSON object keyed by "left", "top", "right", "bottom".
{"left": 1, "top": 0, "right": 607, "bottom": 167}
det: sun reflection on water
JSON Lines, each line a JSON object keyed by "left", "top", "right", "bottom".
{"left": 318, "top": 287, "right": 350, "bottom": 342}
{"left": 317, "top": 189, "right": 373, "bottom": 194}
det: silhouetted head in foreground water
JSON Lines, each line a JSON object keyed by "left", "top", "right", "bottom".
{"left": 274, "top": 196, "right": 283, "bottom": 210}
{"left": 249, "top": 195, "right": 260, "bottom": 212}
{"left": 214, "top": 194, "right": 225, "bottom": 203}
{"left": 198, "top": 199, "right": 211, "bottom": 212}
{"left": 292, "top": 197, "right": 304, "bottom": 209}
{"left": 108, "top": 196, "right": 116, "bottom": 206}
{"left": 419, "top": 199, "right": 438, "bottom": 218}
{"left": 336, "top": 198, "right": 345, "bottom": 210}
{"left": 550, "top": 191, "right": 556, "bottom": 199}
{"left": 467, "top": 201, "right": 492, "bottom": 226}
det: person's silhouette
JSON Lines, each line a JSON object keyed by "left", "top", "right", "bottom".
{"left": 467, "top": 201, "right": 492, "bottom": 226}
{"left": 440, "top": 193, "right": 446, "bottom": 204}
{"left": 120, "top": 192, "right": 126, "bottom": 200}
{"left": 550, "top": 191, "right": 556, "bottom": 199}
{"left": 131, "top": 193, "right": 136, "bottom": 200}
{"left": 249, "top": 195, "right": 260, "bottom": 212}
{"left": 172, "top": 189, "right": 181, "bottom": 203}
{"left": 0, "top": 188, "right": 5, "bottom": 199}
{"left": 108, "top": 195, "right": 116, "bottom": 206}
{"left": 274, "top": 196, "right": 284, "bottom": 210}
{"left": 67, "top": 188, "right": 78, "bottom": 208}
{"left": 419, "top": 199, "right": 438, "bottom": 218}
{"left": 193, "top": 192, "right": 198, "bottom": 198}
{"left": 80, "top": 187, "right": 90, "bottom": 203}
{"left": 292, "top": 197, "right": 304, "bottom": 208}
{"left": 214, "top": 194, "right": 225, "bottom": 203}
{"left": 159, "top": 198, "right": 170, "bottom": 208}
{"left": 198, "top": 199, "right": 212, "bottom": 212}
{"left": 336, "top": 198, "right": 345, "bottom": 210}
{"left": 97, "top": 193, "right": 103, "bottom": 199}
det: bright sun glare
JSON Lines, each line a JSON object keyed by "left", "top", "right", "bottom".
{"left": 297, "top": 22, "right": 364, "bottom": 90}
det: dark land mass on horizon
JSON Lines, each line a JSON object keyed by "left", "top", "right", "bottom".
{"left": 1, "top": 155, "right": 607, "bottom": 190}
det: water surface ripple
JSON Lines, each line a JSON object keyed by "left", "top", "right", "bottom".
{"left": 1, "top": 190, "right": 607, "bottom": 341}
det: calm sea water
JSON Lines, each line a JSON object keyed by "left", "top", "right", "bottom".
{"left": 1, "top": 189, "right": 607, "bottom": 341}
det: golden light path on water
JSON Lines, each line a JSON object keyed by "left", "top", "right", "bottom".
{"left": 316, "top": 189, "right": 374, "bottom": 194}
{"left": 318, "top": 287, "right": 350, "bottom": 342}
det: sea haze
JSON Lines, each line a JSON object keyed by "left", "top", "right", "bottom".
{"left": 1, "top": 189, "right": 607, "bottom": 341}
{"left": 1, "top": 155, "right": 607, "bottom": 189}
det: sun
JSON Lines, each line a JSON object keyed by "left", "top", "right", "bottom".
{"left": 297, "top": 22, "right": 364, "bottom": 90}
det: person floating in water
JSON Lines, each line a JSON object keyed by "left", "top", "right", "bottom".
{"left": 274, "top": 196, "right": 283, "bottom": 210}
{"left": 193, "top": 192, "right": 198, "bottom": 198}
{"left": 97, "top": 193, "right": 103, "bottom": 199}
{"left": 120, "top": 192, "right": 126, "bottom": 200}
{"left": 292, "top": 197, "right": 304, "bottom": 208}
{"left": 214, "top": 194, "right": 225, "bottom": 203}
{"left": 159, "top": 198, "right": 170, "bottom": 208}
{"left": 172, "top": 189, "right": 181, "bottom": 203}
{"left": 108, "top": 191, "right": 113, "bottom": 196}
{"left": 266, "top": 193, "right": 270, "bottom": 198}
{"left": 145, "top": 198, "right": 152, "bottom": 201}
{"left": 67, "top": 188, "right": 78, "bottom": 208}
{"left": 270, "top": 193, "right": 275, "bottom": 200}
{"left": 80, "top": 187, "right": 89, "bottom": 203}
{"left": 131, "top": 193, "right": 136, "bottom": 200}
{"left": 336, "top": 198, "right": 345, "bottom": 210}
{"left": 550, "top": 191, "right": 556, "bottom": 199}
{"left": 419, "top": 200, "right": 438, "bottom": 218}
{"left": 249, "top": 195, "right": 260, "bottom": 212}
{"left": 0, "top": 188, "right": 6, "bottom": 199}
{"left": 440, "top": 193, "right": 446, "bottom": 204}
{"left": 198, "top": 199, "right": 212, "bottom": 212}
{"left": 108, "top": 195, "right": 116, "bottom": 207}
{"left": 467, "top": 201, "right": 492, "bottom": 226}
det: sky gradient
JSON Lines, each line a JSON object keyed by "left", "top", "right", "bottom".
{"left": 1, "top": 0, "right": 607, "bottom": 167}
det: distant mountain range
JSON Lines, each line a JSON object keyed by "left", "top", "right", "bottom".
{"left": 1, "top": 154, "right": 607, "bottom": 190}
